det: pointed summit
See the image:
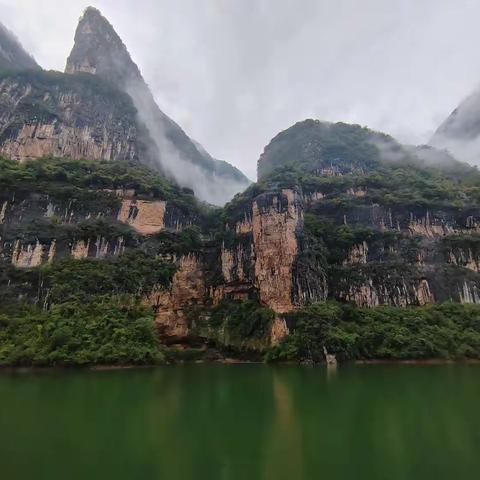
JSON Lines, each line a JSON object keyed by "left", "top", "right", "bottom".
{"left": 65, "top": 7, "right": 250, "bottom": 204}
{"left": 65, "top": 6, "right": 141, "bottom": 89}
{"left": 0, "top": 22, "right": 40, "bottom": 71}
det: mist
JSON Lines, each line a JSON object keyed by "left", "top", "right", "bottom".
{"left": 126, "top": 78, "right": 249, "bottom": 205}
{"left": 3, "top": 0, "right": 480, "bottom": 178}
{"left": 0, "top": 21, "right": 38, "bottom": 70}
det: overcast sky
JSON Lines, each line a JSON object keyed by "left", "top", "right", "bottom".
{"left": 2, "top": 0, "right": 480, "bottom": 179}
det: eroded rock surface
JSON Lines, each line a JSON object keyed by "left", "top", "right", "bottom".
{"left": 117, "top": 199, "right": 166, "bottom": 235}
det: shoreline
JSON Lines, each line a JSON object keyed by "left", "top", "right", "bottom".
{"left": 355, "top": 358, "right": 480, "bottom": 365}
{"left": 1, "top": 357, "right": 480, "bottom": 373}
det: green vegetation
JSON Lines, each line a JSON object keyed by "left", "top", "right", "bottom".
{"left": 0, "top": 156, "right": 212, "bottom": 231}
{"left": 209, "top": 299, "right": 275, "bottom": 340}
{"left": 258, "top": 120, "right": 386, "bottom": 179}
{"left": 0, "top": 154, "right": 217, "bottom": 367}
{"left": 266, "top": 302, "right": 480, "bottom": 363}
{"left": 188, "top": 299, "right": 275, "bottom": 350}
{"left": 258, "top": 119, "right": 480, "bottom": 184}
{"left": 0, "top": 253, "right": 175, "bottom": 366}
{"left": 1, "top": 156, "right": 182, "bottom": 201}
{"left": 0, "top": 296, "right": 163, "bottom": 366}
{"left": 145, "top": 227, "right": 203, "bottom": 256}
{"left": 42, "top": 252, "right": 175, "bottom": 305}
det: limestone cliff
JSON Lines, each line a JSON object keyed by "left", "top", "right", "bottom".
{"left": 3, "top": 116, "right": 480, "bottom": 355}
{"left": 0, "top": 72, "right": 138, "bottom": 162}
{"left": 0, "top": 158, "right": 200, "bottom": 268}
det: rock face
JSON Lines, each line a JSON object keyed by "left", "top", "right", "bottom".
{"left": 117, "top": 198, "right": 166, "bottom": 235}
{"left": 0, "top": 23, "right": 39, "bottom": 71}
{"left": 0, "top": 168, "right": 194, "bottom": 268}
{"left": 2, "top": 28, "right": 480, "bottom": 352}
{"left": 253, "top": 120, "right": 480, "bottom": 311}
{"left": 251, "top": 189, "right": 302, "bottom": 313}
{"left": 0, "top": 72, "right": 138, "bottom": 162}
{"left": 64, "top": 7, "right": 250, "bottom": 204}
{"left": 149, "top": 254, "right": 206, "bottom": 339}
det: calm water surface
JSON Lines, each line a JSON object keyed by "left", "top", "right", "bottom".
{"left": 1, "top": 364, "right": 479, "bottom": 479}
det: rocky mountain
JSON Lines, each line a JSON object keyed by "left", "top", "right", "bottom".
{"left": 2, "top": 119, "right": 480, "bottom": 365}
{"left": 0, "top": 23, "right": 39, "bottom": 71}
{"left": 1, "top": 8, "right": 480, "bottom": 366}
{"left": 0, "top": 70, "right": 141, "bottom": 162}
{"left": 0, "top": 8, "right": 249, "bottom": 205}
{"left": 65, "top": 7, "right": 250, "bottom": 204}
{"left": 430, "top": 87, "right": 480, "bottom": 165}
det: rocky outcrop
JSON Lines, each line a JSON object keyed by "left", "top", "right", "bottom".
{"left": 221, "top": 243, "right": 252, "bottom": 284}
{"left": 117, "top": 198, "right": 166, "bottom": 235}
{"left": 252, "top": 189, "right": 302, "bottom": 313}
{"left": 149, "top": 254, "right": 206, "bottom": 339}
{"left": 408, "top": 212, "right": 455, "bottom": 238}
{"left": 447, "top": 248, "right": 480, "bottom": 272}
{"left": 0, "top": 121, "right": 136, "bottom": 163}
{"left": 459, "top": 281, "right": 480, "bottom": 304}
{"left": 0, "top": 74, "right": 138, "bottom": 163}
{"left": 270, "top": 317, "right": 289, "bottom": 345}
{"left": 337, "top": 275, "right": 434, "bottom": 308}
{"left": 344, "top": 242, "right": 368, "bottom": 265}
{"left": 11, "top": 240, "right": 44, "bottom": 268}
{"left": 4, "top": 235, "right": 127, "bottom": 268}
{"left": 71, "top": 239, "right": 90, "bottom": 260}
{"left": 0, "top": 201, "right": 7, "bottom": 224}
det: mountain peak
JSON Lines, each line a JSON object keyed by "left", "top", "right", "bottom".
{"left": 64, "top": 6, "right": 250, "bottom": 204}
{"left": 0, "top": 22, "right": 40, "bottom": 71}
{"left": 65, "top": 6, "right": 141, "bottom": 88}
{"left": 83, "top": 6, "right": 102, "bottom": 17}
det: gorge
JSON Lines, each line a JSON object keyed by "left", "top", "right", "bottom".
{"left": 1, "top": 7, "right": 480, "bottom": 366}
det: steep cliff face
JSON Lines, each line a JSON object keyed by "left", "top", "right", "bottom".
{"left": 3, "top": 114, "right": 480, "bottom": 359}
{"left": 254, "top": 120, "right": 480, "bottom": 311}
{"left": 149, "top": 254, "right": 206, "bottom": 339}
{"left": 0, "top": 157, "right": 203, "bottom": 269}
{"left": 250, "top": 189, "right": 302, "bottom": 312}
{"left": 0, "top": 71, "right": 138, "bottom": 162}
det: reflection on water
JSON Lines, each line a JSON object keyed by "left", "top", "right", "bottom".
{"left": 1, "top": 364, "right": 480, "bottom": 480}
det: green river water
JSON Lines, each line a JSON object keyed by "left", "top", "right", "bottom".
{"left": 1, "top": 364, "right": 479, "bottom": 479}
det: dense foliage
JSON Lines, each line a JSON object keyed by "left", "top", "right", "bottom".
{"left": 0, "top": 253, "right": 175, "bottom": 366}
{"left": 266, "top": 302, "right": 480, "bottom": 363}
{"left": 0, "top": 156, "right": 195, "bottom": 202}
{"left": 258, "top": 119, "right": 480, "bottom": 183}
{"left": 0, "top": 296, "right": 162, "bottom": 366}
{"left": 187, "top": 299, "right": 275, "bottom": 350}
